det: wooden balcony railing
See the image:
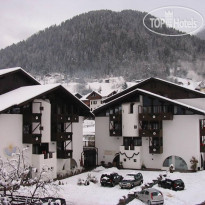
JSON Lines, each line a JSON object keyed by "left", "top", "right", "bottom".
{"left": 200, "top": 144, "right": 205, "bottom": 152}
{"left": 139, "top": 113, "right": 173, "bottom": 121}
{"left": 23, "top": 113, "right": 42, "bottom": 123}
{"left": 54, "top": 114, "right": 79, "bottom": 123}
{"left": 23, "top": 134, "right": 41, "bottom": 144}
{"left": 52, "top": 132, "right": 72, "bottom": 142}
{"left": 149, "top": 146, "right": 163, "bottom": 154}
{"left": 110, "top": 129, "right": 122, "bottom": 137}
{"left": 139, "top": 129, "right": 162, "bottom": 137}
{"left": 109, "top": 114, "right": 122, "bottom": 121}
{"left": 57, "top": 149, "right": 73, "bottom": 159}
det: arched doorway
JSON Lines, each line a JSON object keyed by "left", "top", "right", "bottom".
{"left": 163, "top": 155, "right": 188, "bottom": 170}
{"left": 113, "top": 153, "right": 120, "bottom": 168}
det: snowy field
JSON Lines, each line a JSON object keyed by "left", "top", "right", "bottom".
{"left": 56, "top": 167, "right": 205, "bottom": 205}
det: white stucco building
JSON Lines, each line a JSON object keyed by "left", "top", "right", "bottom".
{"left": 0, "top": 67, "right": 91, "bottom": 179}
{"left": 94, "top": 77, "right": 205, "bottom": 171}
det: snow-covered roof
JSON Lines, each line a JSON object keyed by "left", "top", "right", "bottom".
{"left": 0, "top": 67, "right": 40, "bottom": 84}
{"left": 94, "top": 88, "right": 205, "bottom": 115}
{"left": 0, "top": 84, "right": 59, "bottom": 112}
{"left": 104, "top": 77, "right": 205, "bottom": 103}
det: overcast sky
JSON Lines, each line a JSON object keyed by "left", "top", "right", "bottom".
{"left": 0, "top": 0, "right": 205, "bottom": 49}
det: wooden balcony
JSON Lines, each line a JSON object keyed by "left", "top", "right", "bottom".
{"left": 149, "top": 146, "right": 163, "bottom": 154}
{"left": 54, "top": 114, "right": 79, "bottom": 123}
{"left": 139, "top": 113, "right": 173, "bottom": 121}
{"left": 23, "top": 134, "right": 41, "bottom": 144}
{"left": 52, "top": 132, "right": 72, "bottom": 142}
{"left": 110, "top": 129, "right": 122, "bottom": 137}
{"left": 109, "top": 114, "right": 122, "bottom": 121}
{"left": 200, "top": 144, "right": 205, "bottom": 152}
{"left": 200, "top": 129, "right": 205, "bottom": 136}
{"left": 23, "top": 113, "right": 42, "bottom": 123}
{"left": 139, "top": 129, "right": 162, "bottom": 137}
{"left": 57, "top": 149, "right": 73, "bottom": 159}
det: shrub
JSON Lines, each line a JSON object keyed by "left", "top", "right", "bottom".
{"left": 190, "top": 156, "right": 198, "bottom": 171}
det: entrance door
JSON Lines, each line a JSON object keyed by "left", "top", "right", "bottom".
{"left": 84, "top": 149, "right": 96, "bottom": 169}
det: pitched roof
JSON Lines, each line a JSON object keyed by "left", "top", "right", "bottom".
{"left": 0, "top": 84, "right": 92, "bottom": 116}
{"left": 104, "top": 77, "right": 205, "bottom": 103}
{"left": 0, "top": 67, "right": 40, "bottom": 85}
{"left": 94, "top": 88, "right": 205, "bottom": 115}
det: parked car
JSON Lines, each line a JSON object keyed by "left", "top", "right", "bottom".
{"left": 119, "top": 173, "right": 143, "bottom": 189}
{"left": 100, "top": 172, "right": 123, "bottom": 187}
{"left": 158, "top": 178, "right": 185, "bottom": 191}
{"left": 136, "top": 188, "right": 164, "bottom": 205}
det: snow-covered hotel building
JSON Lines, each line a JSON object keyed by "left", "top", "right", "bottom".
{"left": 0, "top": 67, "right": 91, "bottom": 178}
{"left": 93, "top": 77, "right": 205, "bottom": 171}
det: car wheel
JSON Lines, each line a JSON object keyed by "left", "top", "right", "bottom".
{"left": 158, "top": 183, "right": 161, "bottom": 187}
{"left": 112, "top": 182, "right": 115, "bottom": 187}
{"left": 101, "top": 183, "right": 104, "bottom": 186}
{"left": 147, "top": 200, "right": 151, "bottom": 205}
{"left": 140, "top": 180, "right": 143, "bottom": 185}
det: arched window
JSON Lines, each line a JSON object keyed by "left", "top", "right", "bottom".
{"left": 163, "top": 156, "right": 188, "bottom": 170}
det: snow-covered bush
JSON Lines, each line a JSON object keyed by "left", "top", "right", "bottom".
{"left": 190, "top": 156, "right": 198, "bottom": 171}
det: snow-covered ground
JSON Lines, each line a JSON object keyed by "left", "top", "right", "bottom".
{"left": 56, "top": 167, "right": 205, "bottom": 205}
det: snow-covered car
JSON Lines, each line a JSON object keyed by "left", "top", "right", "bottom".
{"left": 119, "top": 173, "right": 143, "bottom": 189}
{"left": 100, "top": 173, "right": 123, "bottom": 187}
{"left": 158, "top": 178, "right": 185, "bottom": 191}
{"left": 136, "top": 188, "right": 164, "bottom": 205}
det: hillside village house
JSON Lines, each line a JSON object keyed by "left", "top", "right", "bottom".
{"left": 0, "top": 67, "right": 91, "bottom": 179}
{"left": 82, "top": 90, "right": 117, "bottom": 111}
{"left": 93, "top": 77, "right": 205, "bottom": 171}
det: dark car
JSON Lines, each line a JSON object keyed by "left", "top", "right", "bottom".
{"left": 100, "top": 172, "right": 123, "bottom": 187}
{"left": 158, "top": 178, "right": 185, "bottom": 191}
{"left": 119, "top": 173, "right": 143, "bottom": 189}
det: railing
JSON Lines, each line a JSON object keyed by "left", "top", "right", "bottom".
{"left": 149, "top": 146, "right": 163, "bottom": 154}
{"left": 54, "top": 132, "right": 72, "bottom": 141}
{"left": 23, "top": 113, "right": 42, "bottom": 123}
{"left": 110, "top": 129, "right": 122, "bottom": 137}
{"left": 57, "top": 149, "right": 73, "bottom": 159}
{"left": 83, "top": 141, "right": 95, "bottom": 147}
{"left": 54, "top": 114, "right": 79, "bottom": 123}
{"left": 44, "top": 152, "right": 54, "bottom": 159}
{"left": 139, "top": 113, "right": 173, "bottom": 121}
{"left": 23, "top": 134, "right": 41, "bottom": 144}
{"left": 200, "top": 144, "right": 205, "bottom": 152}
{"left": 139, "top": 105, "right": 173, "bottom": 114}
{"left": 139, "top": 129, "right": 162, "bottom": 137}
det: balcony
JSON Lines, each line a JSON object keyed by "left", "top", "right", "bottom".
{"left": 52, "top": 132, "right": 72, "bottom": 142}
{"left": 57, "top": 149, "right": 73, "bottom": 159}
{"left": 200, "top": 144, "right": 205, "bottom": 152}
{"left": 23, "top": 134, "right": 41, "bottom": 144}
{"left": 110, "top": 129, "right": 122, "bottom": 137}
{"left": 54, "top": 114, "right": 79, "bottom": 123}
{"left": 139, "top": 129, "right": 162, "bottom": 137}
{"left": 200, "top": 129, "right": 205, "bottom": 136}
{"left": 139, "top": 113, "right": 173, "bottom": 121}
{"left": 23, "top": 113, "right": 42, "bottom": 123}
{"left": 109, "top": 114, "right": 121, "bottom": 121}
{"left": 149, "top": 146, "right": 163, "bottom": 154}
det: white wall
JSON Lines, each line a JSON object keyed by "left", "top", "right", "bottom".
{"left": 176, "top": 98, "right": 205, "bottom": 110}
{"left": 141, "top": 115, "right": 203, "bottom": 170}
{"left": 90, "top": 99, "right": 102, "bottom": 111}
{"left": 32, "top": 152, "right": 57, "bottom": 179}
{"left": 122, "top": 103, "right": 139, "bottom": 137}
{"left": 120, "top": 146, "right": 142, "bottom": 169}
{"left": 0, "top": 114, "right": 32, "bottom": 164}
{"left": 95, "top": 117, "right": 122, "bottom": 164}
{"left": 33, "top": 99, "right": 51, "bottom": 143}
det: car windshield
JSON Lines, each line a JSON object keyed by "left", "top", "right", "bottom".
{"left": 123, "top": 176, "right": 135, "bottom": 181}
{"left": 152, "top": 191, "right": 162, "bottom": 196}
{"left": 175, "top": 179, "right": 183, "bottom": 184}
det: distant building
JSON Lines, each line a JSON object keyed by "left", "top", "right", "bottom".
{"left": 81, "top": 90, "right": 117, "bottom": 111}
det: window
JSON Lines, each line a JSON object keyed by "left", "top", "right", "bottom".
{"left": 129, "top": 103, "right": 134, "bottom": 114}
{"left": 124, "top": 158, "right": 126, "bottom": 162}
{"left": 133, "top": 137, "right": 142, "bottom": 146}
{"left": 134, "top": 159, "right": 137, "bottom": 162}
